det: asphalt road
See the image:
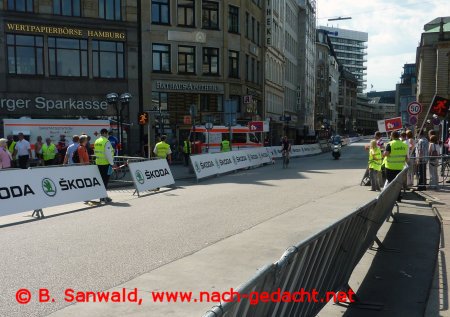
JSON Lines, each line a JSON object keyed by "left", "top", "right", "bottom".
{"left": 0, "top": 142, "right": 368, "bottom": 317}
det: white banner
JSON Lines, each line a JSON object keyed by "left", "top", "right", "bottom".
{"left": 128, "top": 159, "right": 175, "bottom": 194}
{"left": 0, "top": 165, "right": 107, "bottom": 217}
{"left": 190, "top": 154, "right": 220, "bottom": 179}
{"left": 268, "top": 144, "right": 322, "bottom": 158}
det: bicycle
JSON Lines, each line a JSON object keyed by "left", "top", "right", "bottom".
{"left": 111, "top": 161, "right": 129, "bottom": 180}
{"left": 438, "top": 155, "right": 450, "bottom": 184}
{"left": 282, "top": 150, "right": 290, "bottom": 169}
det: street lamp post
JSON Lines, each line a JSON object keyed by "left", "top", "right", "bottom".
{"left": 106, "top": 92, "right": 132, "bottom": 154}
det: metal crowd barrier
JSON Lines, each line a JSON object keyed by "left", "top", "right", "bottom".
{"left": 202, "top": 168, "right": 407, "bottom": 317}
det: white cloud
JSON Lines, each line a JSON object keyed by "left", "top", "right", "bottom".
{"left": 316, "top": 0, "right": 449, "bottom": 91}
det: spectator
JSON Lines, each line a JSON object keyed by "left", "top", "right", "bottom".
{"left": 86, "top": 135, "right": 94, "bottom": 156}
{"left": 6, "top": 135, "right": 16, "bottom": 168}
{"left": 77, "top": 135, "right": 90, "bottom": 165}
{"left": 57, "top": 134, "right": 67, "bottom": 164}
{"left": 405, "top": 130, "right": 415, "bottom": 188}
{"left": 416, "top": 130, "right": 429, "bottom": 191}
{"left": 374, "top": 131, "right": 385, "bottom": 150}
{"left": 64, "top": 135, "right": 80, "bottom": 165}
{"left": 34, "top": 136, "right": 43, "bottom": 165}
{"left": 13, "top": 133, "right": 31, "bottom": 169}
{"left": 42, "top": 138, "right": 57, "bottom": 166}
{"left": 429, "top": 135, "right": 440, "bottom": 189}
{"left": 108, "top": 131, "right": 119, "bottom": 156}
{"left": 0, "top": 138, "right": 12, "bottom": 169}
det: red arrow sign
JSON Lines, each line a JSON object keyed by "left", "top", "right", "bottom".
{"left": 248, "top": 121, "right": 263, "bottom": 132}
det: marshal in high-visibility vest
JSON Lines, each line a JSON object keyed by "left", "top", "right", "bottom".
{"left": 42, "top": 143, "right": 56, "bottom": 161}
{"left": 369, "top": 147, "right": 382, "bottom": 171}
{"left": 221, "top": 139, "right": 231, "bottom": 152}
{"left": 8, "top": 141, "right": 16, "bottom": 154}
{"left": 153, "top": 135, "right": 172, "bottom": 163}
{"left": 385, "top": 139, "right": 408, "bottom": 171}
{"left": 94, "top": 136, "right": 113, "bottom": 165}
{"left": 183, "top": 140, "right": 191, "bottom": 154}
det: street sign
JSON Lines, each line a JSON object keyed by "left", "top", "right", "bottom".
{"left": 407, "top": 102, "right": 422, "bottom": 116}
{"left": 409, "top": 115, "right": 418, "bottom": 125}
{"left": 384, "top": 117, "right": 402, "bottom": 132}
{"left": 248, "top": 121, "right": 263, "bottom": 132}
{"left": 243, "top": 95, "right": 253, "bottom": 104}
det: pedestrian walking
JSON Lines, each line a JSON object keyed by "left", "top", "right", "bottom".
{"left": 94, "top": 129, "right": 114, "bottom": 203}
{"left": 429, "top": 135, "right": 440, "bottom": 189}
{"left": 183, "top": 136, "right": 191, "bottom": 166}
{"left": 416, "top": 130, "right": 429, "bottom": 191}
{"left": 154, "top": 135, "right": 172, "bottom": 164}
{"left": 384, "top": 131, "right": 408, "bottom": 201}
{"left": 63, "top": 135, "right": 80, "bottom": 165}
{"left": 42, "top": 138, "right": 57, "bottom": 166}
{"left": 13, "top": 133, "right": 31, "bottom": 169}
{"left": 368, "top": 140, "right": 382, "bottom": 191}
{"left": 77, "top": 135, "right": 90, "bottom": 165}
{"left": 0, "top": 138, "right": 12, "bottom": 169}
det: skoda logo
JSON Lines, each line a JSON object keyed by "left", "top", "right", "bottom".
{"left": 135, "top": 170, "right": 145, "bottom": 184}
{"left": 247, "top": 154, "right": 252, "bottom": 161}
{"left": 42, "top": 178, "right": 57, "bottom": 197}
{"left": 195, "top": 161, "right": 201, "bottom": 173}
{"left": 215, "top": 158, "right": 220, "bottom": 168}
{"left": 232, "top": 156, "right": 237, "bottom": 165}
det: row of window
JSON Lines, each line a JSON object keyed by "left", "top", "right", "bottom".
{"left": 153, "top": 44, "right": 249, "bottom": 80}
{"left": 7, "top": 34, "right": 124, "bottom": 78}
{"left": 245, "top": 12, "right": 261, "bottom": 46}
{"left": 6, "top": 0, "right": 122, "bottom": 20}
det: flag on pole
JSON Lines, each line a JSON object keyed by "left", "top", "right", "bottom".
{"left": 430, "top": 95, "right": 450, "bottom": 117}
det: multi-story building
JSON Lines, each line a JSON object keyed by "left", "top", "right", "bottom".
{"left": 329, "top": 50, "right": 340, "bottom": 133}
{"left": 264, "top": 0, "right": 286, "bottom": 143}
{"left": 315, "top": 29, "right": 330, "bottom": 131}
{"left": 142, "top": 0, "right": 264, "bottom": 148}
{"left": 337, "top": 68, "right": 357, "bottom": 134}
{"left": 0, "top": 0, "right": 140, "bottom": 151}
{"left": 319, "top": 26, "right": 368, "bottom": 93}
{"left": 355, "top": 94, "right": 382, "bottom": 135}
{"left": 416, "top": 17, "right": 450, "bottom": 129}
{"left": 396, "top": 63, "right": 417, "bottom": 128}
{"left": 298, "top": 0, "right": 316, "bottom": 138}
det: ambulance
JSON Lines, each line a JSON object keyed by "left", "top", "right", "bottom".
{"left": 189, "top": 125, "right": 262, "bottom": 153}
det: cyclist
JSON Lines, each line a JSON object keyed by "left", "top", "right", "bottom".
{"left": 281, "top": 136, "right": 291, "bottom": 168}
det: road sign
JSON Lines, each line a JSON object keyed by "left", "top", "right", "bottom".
{"left": 248, "top": 121, "right": 263, "bottom": 132}
{"left": 409, "top": 115, "right": 418, "bottom": 125}
{"left": 407, "top": 102, "right": 422, "bottom": 116}
{"left": 384, "top": 117, "right": 402, "bottom": 132}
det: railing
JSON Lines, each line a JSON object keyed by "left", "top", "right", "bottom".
{"left": 202, "top": 168, "right": 406, "bottom": 317}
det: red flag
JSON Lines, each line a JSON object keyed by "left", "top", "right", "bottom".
{"left": 430, "top": 95, "right": 450, "bottom": 117}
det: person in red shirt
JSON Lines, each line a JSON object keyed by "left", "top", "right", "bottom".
{"left": 77, "top": 135, "right": 90, "bottom": 165}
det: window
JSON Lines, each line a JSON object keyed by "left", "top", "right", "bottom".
{"left": 92, "top": 40, "right": 124, "bottom": 79}
{"left": 245, "top": 12, "right": 249, "bottom": 38}
{"left": 256, "top": 61, "right": 260, "bottom": 84}
{"left": 256, "top": 22, "right": 260, "bottom": 46}
{"left": 202, "top": 1, "right": 219, "bottom": 29}
{"left": 99, "top": 0, "right": 121, "bottom": 20}
{"left": 228, "top": 5, "right": 239, "bottom": 33}
{"left": 202, "top": 47, "right": 219, "bottom": 75}
{"left": 152, "top": 44, "right": 171, "bottom": 72}
{"left": 177, "top": 0, "right": 195, "bottom": 27}
{"left": 228, "top": 50, "right": 239, "bottom": 78}
{"left": 251, "top": 17, "right": 255, "bottom": 42}
{"left": 152, "top": 92, "right": 168, "bottom": 111}
{"left": 251, "top": 58, "right": 255, "bottom": 82}
{"left": 152, "top": 0, "right": 170, "bottom": 24}
{"left": 178, "top": 45, "right": 195, "bottom": 74}
{"left": 53, "top": 0, "right": 80, "bottom": 16}
{"left": 230, "top": 95, "right": 241, "bottom": 112}
{"left": 48, "top": 37, "right": 87, "bottom": 77}
{"left": 246, "top": 54, "right": 249, "bottom": 81}
{"left": 7, "top": 34, "right": 43, "bottom": 75}
{"left": 7, "top": 0, "right": 34, "bottom": 12}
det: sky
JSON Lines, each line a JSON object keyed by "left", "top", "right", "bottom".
{"left": 316, "top": 0, "right": 449, "bottom": 92}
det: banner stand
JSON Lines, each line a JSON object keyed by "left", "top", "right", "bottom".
{"left": 128, "top": 159, "right": 175, "bottom": 198}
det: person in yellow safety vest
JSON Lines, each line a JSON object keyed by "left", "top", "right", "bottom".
{"left": 221, "top": 136, "right": 231, "bottom": 152}
{"left": 384, "top": 130, "right": 408, "bottom": 202}
{"left": 183, "top": 137, "right": 191, "bottom": 167}
{"left": 368, "top": 139, "right": 382, "bottom": 192}
{"left": 6, "top": 135, "right": 16, "bottom": 167}
{"left": 94, "top": 128, "right": 115, "bottom": 203}
{"left": 42, "top": 138, "right": 57, "bottom": 166}
{"left": 153, "top": 135, "right": 172, "bottom": 164}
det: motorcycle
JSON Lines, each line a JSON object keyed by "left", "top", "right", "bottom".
{"left": 331, "top": 141, "right": 341, "bottom": 159}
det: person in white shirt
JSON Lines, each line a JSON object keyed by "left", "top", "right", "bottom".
{"left": 13, "top": 133, "right": 31, "bottom": 169}
{"left": 63, "top": 135, "right": 80, "bottom": 165}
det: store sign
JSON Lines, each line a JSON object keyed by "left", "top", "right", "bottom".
{"left": 266, "top": 0, "right": 273, "bottom": 46}
{"left": 0, "top": 166, "right": 106, "bottom": 217}
{"left": 0, "top": 96, "right": 108, "bottom": 113}
{"left": 5, "top": 22, "right": 126, "bottom": 40}
{"left": 154, "top": 81, "right": 224, "bottom": 94}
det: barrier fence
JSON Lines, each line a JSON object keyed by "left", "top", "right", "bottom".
{"left": 202, "top": 168, "right": 407, "bottom": 317}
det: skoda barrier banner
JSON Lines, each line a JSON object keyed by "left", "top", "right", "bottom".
{"left": 269, "top": 144, "right": 322, "bottom": 158}
{"left": 190, "top": 154, "right": 219, "bottom": 179}
{"left": 0, "top": 165, "right": 106, "bottom": 217}
{"left": 128, "top": 159, "right": 175, "bottom": 195}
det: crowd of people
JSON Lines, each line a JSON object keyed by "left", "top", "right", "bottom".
{"left": 367, "top": 128, "right": 448, "bottom": 196}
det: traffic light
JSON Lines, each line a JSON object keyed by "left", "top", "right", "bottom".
{"left": 138, "top": 112, "right": 149, "bottom": 125}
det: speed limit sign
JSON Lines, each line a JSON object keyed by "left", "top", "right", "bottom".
{"left": 407, "top": 102, "right": 422, "bottom": 115}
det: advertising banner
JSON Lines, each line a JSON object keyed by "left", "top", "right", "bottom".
{"left": 0, "top": 165, "right": 106, "bottom": 217}
{"left": 268, "top": 144, "right": 322, "bottom": 158}
{"left": 190, "top": 154, "right": 220, "bottom": 179}
{"left": 128, "top": 159, "right": 175, "bottom": 195}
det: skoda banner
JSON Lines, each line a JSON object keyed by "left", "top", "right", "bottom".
{"left": 128, "top": 159, "right": 175, "bottom": 195}
{"left": 0, "top": 165, "right": 107, "bottom": 217}
{"left": 190, "top": 154, "right": 219, "bottom": 179}
{"left": 269, "top": 144, "right": 322, "bottom": 158}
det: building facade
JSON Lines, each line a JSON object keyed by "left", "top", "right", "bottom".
{"left": 319, "top": 26, "right": 368, "bottom": 93}
{"left": 416, "top": 17, "right": 450, "bottom": 129}
{"left": 329, "top": 50, "right": 340, "bottom": 133}
{"left": 337, "top": 68, "right": 357, "bottom": 134}
{"left": 142, "top": 0, "right": 264, "bottom": 150}
{"left": 315, "top": 29, "right": 330, "bottom": 131}
{"left": 0, "top": 0, "right": 140, "bottom": 152}
{"left": 395, "top": 63, "right": 417, "bottom": 128}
